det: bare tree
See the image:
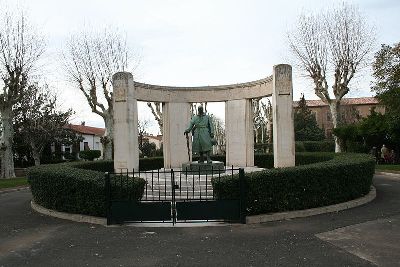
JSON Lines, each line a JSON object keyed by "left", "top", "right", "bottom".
{"left": 0, "top": 11, "right": 45, "bottom": 178}
{"left": 288, "top": 3, "right": 375, "bottom": 152}
{"left": 64, "top": 28, "right": 130, "bottom": 160}
{"left": 147, "top": 102, "right": 163, "bottom": 135}
{"left": 252, "top": 98, "right": 263, "bottom": 144}
{"left": 261, "top": 99, "right": 273, "bottom": 152}
{"left": 138, "top": 118, "right": 150, "bottom": 151}
{"left": 210, "top": 114, "right": 225, "bottom": 155}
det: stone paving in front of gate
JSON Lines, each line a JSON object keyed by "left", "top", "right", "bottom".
{"left": 136, "top": 166, "right": 264, "bottom": 201}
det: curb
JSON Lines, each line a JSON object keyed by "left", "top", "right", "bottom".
{"left": 246, "top": 186, "right": 376, "bottom": 224}
{"left": 31, "top": 200, "right": 107, "bottom": 226}
{"left": 0, "top": 186, "right": 29, "bottom": 195}
{"left": 375, "top": 171, "right": 400, "bottom": 177}
{"left": 31, "top": 186, "right": 376, "bottom": 227}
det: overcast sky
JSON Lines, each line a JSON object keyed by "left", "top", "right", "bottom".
{"left": 1, "top": 0, "right": 399, "bottom": 134}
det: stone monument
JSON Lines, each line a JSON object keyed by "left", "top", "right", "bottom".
{"left": 112, "top": 64, "right": 295, "bottom": 173}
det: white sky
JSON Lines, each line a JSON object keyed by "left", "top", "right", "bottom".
{"left": 1, "top": 0, "right": 399, "bottom": 134}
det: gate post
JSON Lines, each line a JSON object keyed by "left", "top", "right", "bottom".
{"left": 105, "top": 172, "right": 111, "bottom": 225}
{"left": 239, "top": 168, "right": 247, "bottom": 224}
{"left": 171, "top": 169, "right": 176, "bottom": 225}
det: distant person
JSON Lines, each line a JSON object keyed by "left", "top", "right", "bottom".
{"left": 370, "top": 147, "right": 378, "bottom": 163}
{"left": 389, "top": 150, "right": 396, "bottom": 164}
{"left": 381, "top": 144, "right": 389, "bottom": 163}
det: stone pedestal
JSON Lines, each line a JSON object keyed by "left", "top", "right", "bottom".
{"left": 182, "top": 161, "right": 224, "bottom": 174}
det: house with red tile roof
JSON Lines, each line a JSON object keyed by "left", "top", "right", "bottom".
{"left": 64, "top": 123, "right": 105, "bottom": 157}
{"left": 294, "top": 97, "right": 385, "bottom": 137}
{"left": 143, "top": 134, "right": 163, "bottom": 149}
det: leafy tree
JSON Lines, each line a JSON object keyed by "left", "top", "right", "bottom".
{"left": 288, "top": 3, "right": 375, "bottom": 152}
{"left": 13, "top": 83, "right": 76, "bottom": 166}
{"left": 371, "top": 42, "right": 400, "bottom": 156}
{"left": 333, "top": 124, "right": 362, "bottom": 152}
{"left": 0, "top": 10, "right": 45, "bottom": 178}
{"left": 294, "top": 95, "right": 325, "bottom": 141}
{"left": 372, "top": 43, "right": 400, "bottom": 114}
{"left": 141, "top": 140, "right": 157, "bottom": 158}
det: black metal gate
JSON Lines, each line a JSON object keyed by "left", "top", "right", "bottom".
{"left": 105, "top": 167, "right": 246, "bottom": 225}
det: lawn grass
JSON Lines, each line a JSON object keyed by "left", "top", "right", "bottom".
{"left": 0, "top": 177, "right": 28, "bottom": 189}
{"left": 376, "top": 165, "right": 400, "bottom": 172}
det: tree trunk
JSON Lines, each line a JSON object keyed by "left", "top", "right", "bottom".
{"left": 0, "top": 107, "right": 16, "bottom": 178}
{"left": 329, "top": 102, "right": 342, "bottom": 153}
{"left": 102, "top": 112, "right": 114, "bottom": 160}
{"left": 31, "top": 146, "right": 41, "bottom": 166}
{"left": 266, "top": 120, "right": 273, "bottom": 153}
{"left": 261, "top": 124, "right": 265, "bottom": 144}
{"left": 254, "top": 128, "right": 259, "bottom": 144}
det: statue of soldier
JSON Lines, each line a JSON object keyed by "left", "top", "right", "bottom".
{"left": 184, "top": 106, "right": 214, "bottom": 163}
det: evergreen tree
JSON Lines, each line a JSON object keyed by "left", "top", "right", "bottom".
{"left": 371, "top": 42, "right": 400, "bottom": 154}
{"left": 294, "top": 95, "right": 325, "bottom": 141}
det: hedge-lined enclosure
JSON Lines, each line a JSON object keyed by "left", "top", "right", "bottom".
{"left": 29, "top": 153, "right": 374, "bottom": 218}
{"left": 212, "top": 153, "right": 375, "bottom": 216}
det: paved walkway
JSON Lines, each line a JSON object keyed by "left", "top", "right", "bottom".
{"left": 0, "top": 173, "right": 399, "bottom": 266}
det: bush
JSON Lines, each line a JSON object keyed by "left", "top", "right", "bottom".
{"left": 212, "top": 153, "right": 375, "bottom": 216}
{"left": 295, "top": 142, "right": 306, "bottom": 152}
{"left": 79, "top": 150, "right": 101, "bottom": 161}
{"left": 298, "top": 141, "right": 335, "bottom": 152}
{"left": 253, "top": 152, "right": 334, "bottom": 168}
{"left": 71, "top": 160, "right": 114, "bottom": 173}
{"left": 28, "top": 161, "right": 145, "bottom": 217}
{"left": 71, "top": 158, "right": 164, "bottom": 172}
{"left": 139, "top": 157, "right": 164, "bottom": 171}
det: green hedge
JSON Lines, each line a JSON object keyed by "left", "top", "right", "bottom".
{"left": 212, "top": 153, "right": 375, "bottom": 216}
{"left": 254, "top": 152, "right": 334, "bottom": 168}
{"left": 139, "top": 157, "right": 164, "bottom": 171}
{"left": 297, "top": 141, "right": 335, "bottom": 152}
{"left": 69, "top": 158, "right": 164, "bottom": 172}
{"left": 28, "top": 161, "right": 146, "bottom": 217}
{"left": 79, "top": 150, "right": 102, "bottom": 161}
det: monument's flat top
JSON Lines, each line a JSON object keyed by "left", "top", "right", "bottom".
{"left": 133, "top": 76, "right": 273, "bottom": 91}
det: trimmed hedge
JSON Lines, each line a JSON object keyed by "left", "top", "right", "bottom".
{"left": 28, "top": 161, "right": 146, "bottom": 217}
{"left": 139, "top": 157, "right": 164, "bottom": 171}
{"left": 70, "top": 158, "right": 164, "bottom": 172}
{"left": 79, "top": 150, "right": 101, "bottom": 161}
{"left": 254, "top": 152, "right": 334, "bottom": 168}
{"left": 212, "top": 153, "right": 375, "bottom": 216}
{"left": 298, "top": 141, "right": 335, "bottom": 152}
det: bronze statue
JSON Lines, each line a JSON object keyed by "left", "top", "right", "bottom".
{"left": 184, "top": 106, "right": 214, "bottom": 163}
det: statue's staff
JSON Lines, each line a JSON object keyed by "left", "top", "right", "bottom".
{"left": 185, "top": 132, "right": 190, "bottom": 162}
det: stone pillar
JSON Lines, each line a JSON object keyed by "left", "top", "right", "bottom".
{"left": 272, "top": 64, "right": 295, "bottom": 168}
{"left": 163, "top": 102, "right": 191, "bottom": 168}
{"left": 225, "top": 99, "right": 254, "bottom": 167}
{"left": 112, "top": 72, "right": 139, "bottom": 172}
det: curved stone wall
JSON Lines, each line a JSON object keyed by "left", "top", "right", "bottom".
{"left": 112, "top": 64, "right": 294, "bottom": 170}
{"left": 133, "top": 76, "right": 273, "bottom": 102}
